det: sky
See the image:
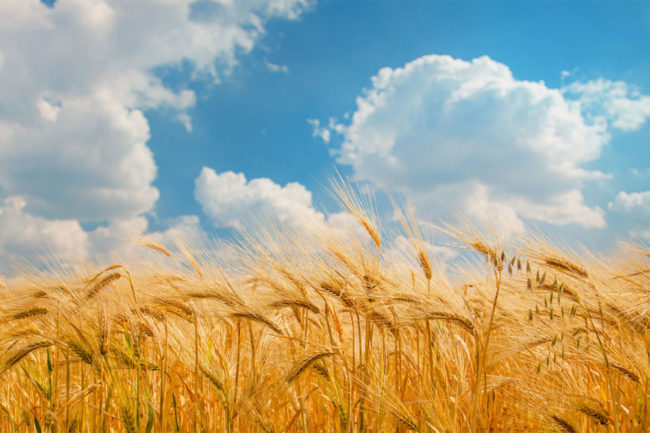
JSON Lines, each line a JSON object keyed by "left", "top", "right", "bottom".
{"left": 0, "top": 0, "right": 648, "bottom": 269}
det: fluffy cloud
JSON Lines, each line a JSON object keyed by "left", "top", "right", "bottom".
{"left": 195, "top": 167, "right": 326, "bottom": 230}
{"left": 563, "top": 78, "right": 650, "bottom": 131}
{"left": 608, "top": 190, "right": 650, "bottom": 240}
{"left": 326, "top": 211, "right": 372, "bottom": 241}
{"left": 1, "top": 90, "right": 158, "bottom": 220}
{"left": 194, "top": 167, "right": 386, "bottom": 242}
{"left": 609, "top": 190, "right": 650, "bottom": 215}
{"left": 89, "top": 214, "right": 207, "bottom": 263}
{"left": 0, "top": 195, "right": 208, "bottom": 268}
{"left": 0, "top": 196, "right": 88, "bottom": 266}
{"left": 322, "top": 54, "right": 609, "bottom": 231}
{"left": 0, "top": 0, "right": 312, "bottom": 266}
{"left": 193, "top": 167, "right": 467, "bottom": 262}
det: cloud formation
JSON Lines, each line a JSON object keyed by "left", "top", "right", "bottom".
{"left": 307, "top": 118, "right": 331, "bottom": 143}
{"left": 0, "top": 0, "right": 312, "bottom": 265}
{"left": 563, "top": 78, "right": 650, "bottom": 131}
{"left": 0, "top": 196, "right": 88, "bottom": 266}
{"left": 609, "top": 190, "right": 650, "bottom": 215}
{"left": 322, "top": 54, "right": 615, "bottom": 231}
{"left": 608, "top": 190, "right": 650, "bottom": 240}
{"left": 195, "top": 167, "right": 326, "bottom": 230}
{"left": 0, "top": 194, "right": 208, "bottom": 269}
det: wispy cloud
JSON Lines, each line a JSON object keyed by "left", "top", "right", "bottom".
{"left": 307, "top": 118, "right": 331, "bottom": 143}
{"left": 266, "top": 61, "right": 289, "bottom": 73}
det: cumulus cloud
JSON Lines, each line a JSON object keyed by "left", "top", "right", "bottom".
{"left": 317, "top": 54, "right": 610, "bottom": 232}
{"left": 193, "top": 168, "right": 388, "bottom": 245}
{"left": 194, "top": 167, "right": 326, "bottom": 230}
{"left": 88, "top": 214, "right": 207, "bottom": 263}
{"left": 563, "top": 78, "right": 650, "bottom": 131}
{"left": 0, "top": 195, "right": 209, "bottom": 270}
{"left": 0, "top": 196, "right": 88, "bottom": 266}
{"left": 0, "top": 0, "right": 313, "bottom": 266}
{"left": 609, "top": 190, "right": 650, "bottom": 216}
{"left": 1, "top": 90, "right": 159, "bottom": 220}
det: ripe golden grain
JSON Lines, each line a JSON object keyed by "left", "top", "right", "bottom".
{"left": 0, "top": 185, "right": 647, "bottom": 433}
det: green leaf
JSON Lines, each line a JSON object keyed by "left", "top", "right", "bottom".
{"left": 34, "top": 416, "right": 42, "bottom": 433}
{"left": 46, "top": 349, "right": 52, "bottom": 375}
{"left": 46, "top": 349, "right": 53, "bottom": 401}
{"left": 23, "top": 366, "right": 48, "bottom": 399}
{"left": 145, "top": 404, "right": 154, "bottom": 433}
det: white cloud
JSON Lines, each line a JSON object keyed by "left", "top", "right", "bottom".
{"left": 152, "top": 215, "right": 204, "bottom": 243}
{"left": 193, "top": 167, "right": 467, "bottom": 257}
{"left": 88, "top": 214, "right": 207, "bottom": 264}
{"left": 0, "top": 0, "right": 312, "bottom": 266}
{"left": 608, "top": 190, "right": 650, "bottom": 240}
{"left": 1, "top": 90, "right": 159, "bottom": 220}
{"left": 563, "top": 78, "right": 650, "bottom": 131}
{"left": 0, "top": 195, "right": 209, "bottom": 270}
{"left": 266, "top": 61, "right": 289, "bottom": 73}
{"left": 36, "top": 98, "right": 61, "bottom": 122}
{"left": 194, "top": 167, "right": 326, "bottom": 230}
{"left": 177, "top": 113, "right": 194, "bottom": 133}
{"left": 0, "top": 196, "right": 89, "bottom": 266}
{"left": 321, "top": 54, "right": 610, "bottom": 231}
{"left": 609, "top": 190, "right": 650, "bottom": 216}
{"left": 390, "top": 234, "right": 458, "bottom": 266}
{"left": 326, "top": 211, "right": 371, "bottom": 241}
{"left": 307, "top": 118, "right": 331, "bottom": 143}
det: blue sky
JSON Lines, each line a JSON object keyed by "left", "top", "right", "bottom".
{"left": 0, "top": 0, "right": 648, "bottom": 267}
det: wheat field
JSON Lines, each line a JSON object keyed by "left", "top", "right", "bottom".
{"left": 0, "top": 187, "right": 648, "bottom": 433}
